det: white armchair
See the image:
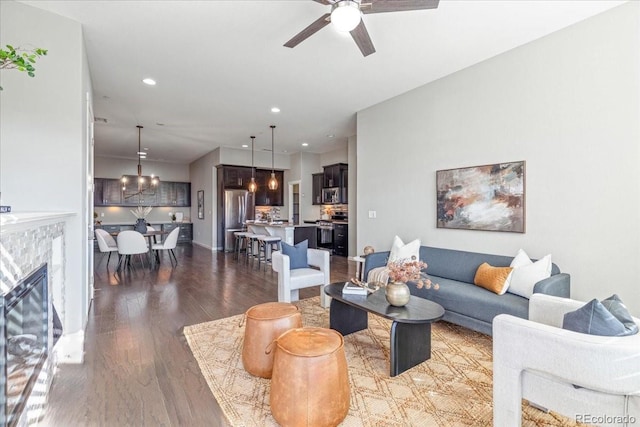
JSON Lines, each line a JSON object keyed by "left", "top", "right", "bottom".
{"left": 493, "top": 293, "right": 640, "bottom": 426}
{"left": 272, "top": 248, "right": 331, "bottom": 308}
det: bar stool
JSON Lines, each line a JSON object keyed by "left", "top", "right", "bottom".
{"left": 234, "top": 231, "right": 251, "bottom": 261}
{"left": 256, "top": 235, "right": 282, "bottom": 271}
{"left": 245, "top": 233, "right": 264, "bottom": 264}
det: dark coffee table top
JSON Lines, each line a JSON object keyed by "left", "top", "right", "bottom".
{"left": 325, "top": 282, "right": 445, "bottom": 324}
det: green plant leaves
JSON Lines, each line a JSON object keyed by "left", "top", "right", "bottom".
{"left": 0, "top": 45, "right": 48, "bottom": 90}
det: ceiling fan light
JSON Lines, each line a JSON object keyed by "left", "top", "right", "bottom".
{"left": 331, "top": 1, "right": 361, "bottom": 32}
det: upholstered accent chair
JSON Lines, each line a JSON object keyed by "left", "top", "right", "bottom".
{"left": 493, "top": 293, "right": 640, "bottom": 426}
{"left": 272, "top": 248, "right": 331, "bottom": 308}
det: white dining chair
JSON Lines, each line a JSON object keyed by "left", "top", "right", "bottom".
{"left": 116, "top": 230, "right": 149, "bottom": 271}
{"left": 152, "top": 227, "right": 180, "bottom": 266}
{"left": 95, "top": 228, "right": 119, "bottom": 266}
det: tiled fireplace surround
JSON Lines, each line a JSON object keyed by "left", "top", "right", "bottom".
{"left": 0, "top": 213, "right": 72, "bottom": 425}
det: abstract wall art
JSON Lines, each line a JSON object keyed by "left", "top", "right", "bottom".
{"left": 436, "top": 161, "right": 525, "bottom": 233}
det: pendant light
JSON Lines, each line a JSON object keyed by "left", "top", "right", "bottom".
{"left": 248, "top": 136, "right": 257, "bottom": 193}
{"left": 268, "top": 125, "right": 278, "bottom": 191}
{"left": 122, "top": 125, "right": 159, "bottom": 199}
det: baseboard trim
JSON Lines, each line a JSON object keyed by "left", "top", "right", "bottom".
{"left": 191, "top": 240, "right": 214, "bottom": 251}
{"left": 54, "top": 330, "right": 85, "bottom": 364}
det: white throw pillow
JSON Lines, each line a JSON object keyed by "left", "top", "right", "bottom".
{"left": 507, "top": 253, "right": 552, "bottom": 299}
{"left": 503, "top": 248, "right": 533, "bottom": 291}
{"left": 387, "top": 235, "right": 421, "bottom": 265}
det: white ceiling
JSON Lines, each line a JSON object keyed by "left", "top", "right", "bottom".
{"left": 24, "top": 0, "right": 624, "bottom": 164}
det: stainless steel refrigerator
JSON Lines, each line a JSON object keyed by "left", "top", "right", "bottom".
{"left": 223, "top": 189, "right": 254, "bottom": 252}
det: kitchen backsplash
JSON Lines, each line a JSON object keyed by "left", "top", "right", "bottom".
{"left": 94, "top": 206, "right": 191, "bottom": 224}
{"left": 319, "top": 204, "right": 348, "bottom": 218}
{"left": 255, "top": 206, "right": 282, "bottom": 220}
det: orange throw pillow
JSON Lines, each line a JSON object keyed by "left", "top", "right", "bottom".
{"left": 473, "top": 262, "right": 513, "bottom": 295}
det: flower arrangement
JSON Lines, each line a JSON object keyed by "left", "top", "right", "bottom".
{"left": 130, "top": 206, "right": 152, "bottom": 219}
{"left": 387, "top": 256, "right": 439, "bottom": 290}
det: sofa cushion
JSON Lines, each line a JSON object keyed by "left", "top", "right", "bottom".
{"left": 281, "top": 240, "right": 309, "bottom": 270}
{"left": 411, "top": 276, "right": 529, "bottom": 324}
{"left": 562, "top": 299, "right": 635, "bottom": 336}
{"left": 508, "top": 254, "right": 552, "bottom": 299}
{"left": 473, "top": 263, "right": 513, "bottom": 295}
{"left": 601, "top": 294, "right": 639, "bottom": 335}
{"left": 387, "top": 235, "right": 420, "bottom": 265}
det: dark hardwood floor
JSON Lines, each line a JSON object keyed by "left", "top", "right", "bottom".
{"left": 40, "top": 245, "right": 355, "bottom": 426}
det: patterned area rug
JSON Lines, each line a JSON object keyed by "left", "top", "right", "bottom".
{"left": 184, "top": 297, "right": 579, "bottom": 427}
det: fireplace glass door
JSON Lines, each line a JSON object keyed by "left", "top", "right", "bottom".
{"left": 1, "top": 264, "right": 48, "bottom": 426}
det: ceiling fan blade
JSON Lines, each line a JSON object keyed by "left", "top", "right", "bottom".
{"left": 361, "top": 0, "right": 439, "bottom": 14}
{"left": 312, "top": 0, "right": 332, "bottom": 4}
{"left": 350, "top": 20, "right": 376, "bottom": 57}
{"left": 284, "top": 13, "right": 332, "bottom": 48}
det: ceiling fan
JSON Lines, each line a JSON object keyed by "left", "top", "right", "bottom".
{"left": 284, "top": 0, "right": 439, "bottom": 57}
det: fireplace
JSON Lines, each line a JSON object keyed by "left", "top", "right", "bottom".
{"left": 0, "top": 264, "right": 48, "bottom": 426}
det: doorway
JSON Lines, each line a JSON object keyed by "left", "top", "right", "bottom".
{"left": 288, "top": 181, "right": 300, "bottom": 225}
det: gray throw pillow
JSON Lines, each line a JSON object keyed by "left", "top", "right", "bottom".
{"left": 281, "top": 240, "right": 309, "bottom": 270}
{"left": 601, "top": 294, "right": 639, "bottom": 335}
{"left": 563, "top": 298, "right": 637, "bottom": 336}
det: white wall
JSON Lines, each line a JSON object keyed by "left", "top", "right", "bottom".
{"left": 189, "top": 150, "right": 218, "bottom": 250}
{"left": 357, "top": 3, "right": 640, "bottom": 314}
{"left": 0, "top": 1, "right": 92, "bottom": 350}
{"left": 320, "top": 146, "right": 348, "bottom": 168}
{"left": 347, "top": 135, "right": 357, "bottom": 256}
{"left": 95, "top": 156, "right": 190, "bottom": 181}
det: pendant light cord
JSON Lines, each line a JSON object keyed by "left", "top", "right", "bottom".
{"left": 270, "top": 125, "right": 275, "bottom": 173}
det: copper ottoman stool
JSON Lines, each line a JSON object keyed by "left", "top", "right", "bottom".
{"left": 270, "top": 327, "right": 350, "bottom": 427}
{"left": 242, "top": 302, "right": 302, "bottom": 379}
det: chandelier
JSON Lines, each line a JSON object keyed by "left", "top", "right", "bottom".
{"left": 122, "top": 125, "right": 159, "bottom": 200}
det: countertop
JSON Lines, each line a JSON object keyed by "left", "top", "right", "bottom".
{"left": 99, "top": 221, "right": 192, "bottom": 225}
{"left": 247, "top": 222, "right": 315, "bottom": 228}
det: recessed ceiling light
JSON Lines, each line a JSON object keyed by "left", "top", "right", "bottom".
{"left": 301, "top": 142, "right": 309, "bottom": 147}
{"left": 271, "top": 107, "right": 281, "bottom": 113}
{"left": 156, "top": 122, "right": 165, "bottom": 126}
{"left": 137, "top": 151, "right": 146, "bottom": 155}
{"left": 242, "top": 144, "right": 249, "bottom": 148}
{"left": 327, "top": 134, "right": 335, "bottom": 138}
{"left": 142, "top": 78, "right": 156, "bottom": 86}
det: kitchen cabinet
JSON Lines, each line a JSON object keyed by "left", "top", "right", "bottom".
{"left": 158, "top": 181, "right": 191, "bottom": 207}
{"left": 254, "top": 169, "right": 284, "bottom": 206}
{"left": 312, "top": 173, "right": 323, "bottom": 205}
{"left": 321, "top": 163, "right": 348, "bottom": 204}
{"left": 94, "top": 178, "right": 190, "bottom": 207}
{"left": 294, "top": 226, "right": 317, "bottom": 249}
{"left": 222, "top": 166, "right": 253, "bottom": 188}
{"left": 333, "top": 223, "right": 348, "bottom": 257}
{"left": 94, "top": 178, "right": 123, "bottom": 206}
{"left": 163, "top": 223, "right": 193, "bottom": 244}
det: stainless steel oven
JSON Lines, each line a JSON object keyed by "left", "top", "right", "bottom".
{"left": 317, "top": 221, "right": 334, "bottom": 253}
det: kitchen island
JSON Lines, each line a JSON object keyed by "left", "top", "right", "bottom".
{"left": 246, "top": 222, "right": 317, "bottom": 247}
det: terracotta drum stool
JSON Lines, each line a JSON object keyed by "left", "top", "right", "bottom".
{"left": 242, "top": 302, "right": 302, "bottom": 378}
{"left": 270, "top": 327, "right": 350, "bottom": 427}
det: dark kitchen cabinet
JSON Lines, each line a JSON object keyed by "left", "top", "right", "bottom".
{"left": 312, "top": 173, "right": 323, "bottom": 205}
{"left": 94, "top": 177, "right": 190, "bottom": 207}
{"left": 158, "top": 181, "right": 191, "bottom": 207}
{"left": 323, "top": 164, "right": 341, "bottom": 188}
{"left": 321, "top": 163, "right": 348, "bottom": 204}
{"left": 223, "top": 166, "right": 253, "bottom": 188}
{"left": 94, "top": 178, "right": 123, "bottom": 206}
{"left": 163, "top": 223, "right": 193, "bottom": 244}
{"left": 333, "top": 223, "right": 348, "bottom": 257}
{"left": 254, "top": 169, "right": 284, "bottom": 206}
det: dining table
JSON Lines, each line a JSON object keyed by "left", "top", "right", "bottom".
{"left": 111, "top": 229, "right": 168, "bottom": 268}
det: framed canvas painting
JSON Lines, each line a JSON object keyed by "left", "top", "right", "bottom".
{"left": 197, "top": 190, "right": 204, "bottom": 219}
{"left": 436, "top": 161, "right": 525, "bottom": 233}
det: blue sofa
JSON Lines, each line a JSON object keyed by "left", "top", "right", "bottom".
{"left": 363, "top": 246, "right": 570, "bottom": 336}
